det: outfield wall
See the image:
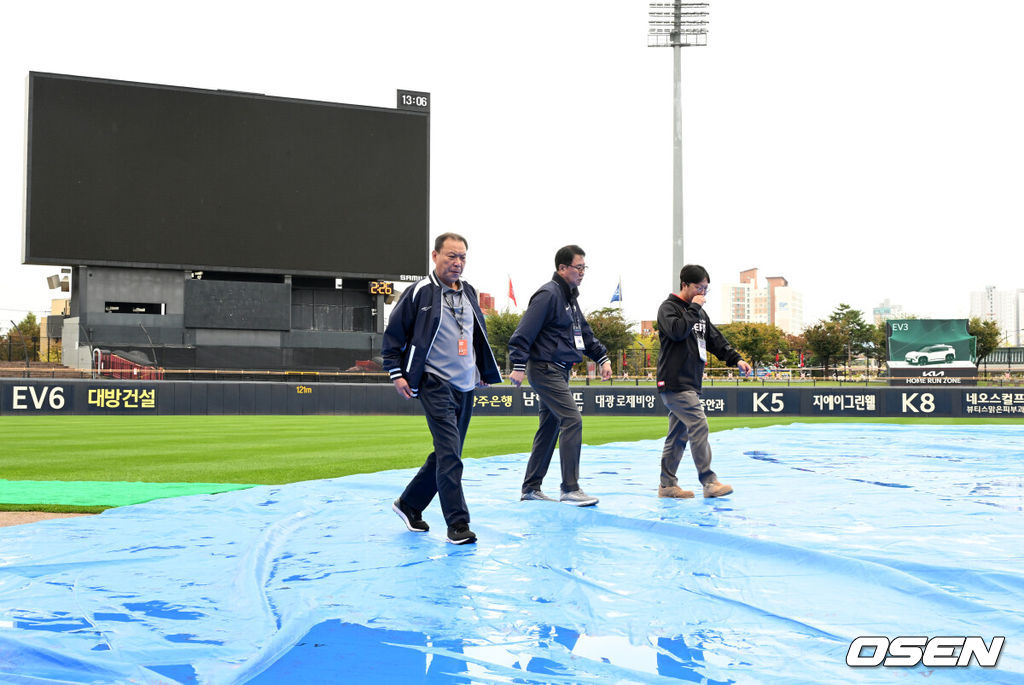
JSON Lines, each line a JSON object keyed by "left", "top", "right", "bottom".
{"left": 2, "top": 379, "right": 1022, "bottom": 418}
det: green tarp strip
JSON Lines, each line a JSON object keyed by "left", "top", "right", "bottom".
{"left": 0, "top": 479, "right": 256, "bottom": 507}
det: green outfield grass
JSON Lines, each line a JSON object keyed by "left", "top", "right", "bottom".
{"left": 1, "top": 415, "right": 1019, "bottom": 512}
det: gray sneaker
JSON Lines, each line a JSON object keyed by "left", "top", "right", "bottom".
{"left": 559, "top": 489, "right": 599, "bottom": 507}
{"left": 521, "top": 489, "right": 556, "bottom": 501}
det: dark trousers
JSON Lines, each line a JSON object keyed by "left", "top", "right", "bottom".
{"left": 400, "top": 373, "right": 474, "bottom": 527}
{"left": 521, "top": 360, "right": 583, "bottom": 494}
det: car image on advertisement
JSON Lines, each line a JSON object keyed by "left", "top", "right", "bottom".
{"left": 905, "top": 344, "right": 956, "bottom": 365}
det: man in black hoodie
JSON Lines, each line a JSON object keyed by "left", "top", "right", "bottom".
{"left": 656, "top": 264, "right": 752, "bottom": 498}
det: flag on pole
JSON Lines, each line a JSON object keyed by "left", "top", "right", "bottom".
{"left": 610, "top": 279, "right": 622, "bottom": 304}
{"left": 508, "top": 276, "right": 517, "bottom": 308}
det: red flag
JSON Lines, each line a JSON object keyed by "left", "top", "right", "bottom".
{"left": 799, "top": 351, "right": 805, "bottom": 367}
{"left": 508, "top": 276, "right": 517, "bottom": 307}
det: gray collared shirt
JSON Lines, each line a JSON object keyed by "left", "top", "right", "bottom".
{"left": 425, "top": 283, "right": 479, "bottom": 392}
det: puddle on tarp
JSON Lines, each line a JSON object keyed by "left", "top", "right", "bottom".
{"left": 0, "top": 424, "right": 1022, "bottom": 683}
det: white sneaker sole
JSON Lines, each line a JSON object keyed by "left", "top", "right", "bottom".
{"left": 559, "top": 498, "right": 599, "bottom": 507}
{"left": 392, "top": 501, "right": 428, "bottom": 532}
{"left": 447, "top": 534, "right": 477, "bottom": 544}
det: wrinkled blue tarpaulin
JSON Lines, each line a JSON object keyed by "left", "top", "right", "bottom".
{"left": 1, "top": 424, "right": 1022, "bottom": 684}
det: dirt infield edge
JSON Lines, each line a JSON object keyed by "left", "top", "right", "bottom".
{"left": 0, "top": 511, "right": 93, "bottom": 527}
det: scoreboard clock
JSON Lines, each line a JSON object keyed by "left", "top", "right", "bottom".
{"left": 397, "top": 90, "right": 430, "bottom": 112}
{"left": 369, "top": 280, "right": 394, "bottom": 296}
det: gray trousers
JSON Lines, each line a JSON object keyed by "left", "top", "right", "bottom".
{"left": 522, "top": 360, "right": 583, "bottom": 494}
{"left": 660, "top": 390, "right": 716, "bottom": 487}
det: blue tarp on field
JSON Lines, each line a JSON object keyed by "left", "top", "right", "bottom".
{"left": 0, "top": 424, "right": 1022, "bottom": 684}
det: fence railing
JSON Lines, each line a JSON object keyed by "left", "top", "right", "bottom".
{"left": 2, "top": 365, "right": 1022, "bottom": 389}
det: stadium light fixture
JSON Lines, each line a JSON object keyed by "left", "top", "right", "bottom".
{"left": 647, "top": 2, "right": 709, "bottom": 47}
{"left": 648, "top": 2, "right": 709, "bottom": 291}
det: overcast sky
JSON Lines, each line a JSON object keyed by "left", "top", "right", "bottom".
{"left": 3, "top": 1, "right": 1023, "bottom": 336}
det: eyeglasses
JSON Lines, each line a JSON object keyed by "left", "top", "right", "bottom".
{"left": 562, "top": 264, "right": 588, "bottom": 273}
{"left": 688, "top": 283, "right": 709, "bottom": 294}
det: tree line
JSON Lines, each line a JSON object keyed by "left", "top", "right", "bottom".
{"left": 1, "top": 306, "right": 1005, "bottom": 373}
{"left": 484, "top": 305, "right": 1004, "bottom": 376}
{"left": 0, "top": 313, "right": 42, "bottom": 363}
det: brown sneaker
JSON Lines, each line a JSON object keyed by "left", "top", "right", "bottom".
{"left": 658, "top": 485, "right": 695, "bottom": 498}
{"left": 702, "top": 479, "right": 734, "bottom": 498}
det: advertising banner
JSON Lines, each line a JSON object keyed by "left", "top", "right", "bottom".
{"left": 887, "top": 319, "right": 977, "bottom": 385}
{"left": 3, "top": 380, "right": 1023, "bottom": 418}
{"left": 2, "top": 383, "right": 74, "bottom": 414}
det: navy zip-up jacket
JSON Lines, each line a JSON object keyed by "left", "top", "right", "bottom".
{"left": 382, "top": 271, "right": 502, "bottom": 397}
{"left": 508, "top": 273, "right": 610, "bottom": 372}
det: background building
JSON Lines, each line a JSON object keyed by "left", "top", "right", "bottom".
{"left": 872, "top": 298, "right": 906, "bottom": 326}
{"left": 715, "top": 268, "right": 803, "bottom": 335}
{"left": 38, "top": 298, "right": 70, "bottom": 363}
{"left": 970, "top": 286, "right": 1022, "bottom": 345}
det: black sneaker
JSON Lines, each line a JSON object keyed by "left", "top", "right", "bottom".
{"left": 392, "top": 498, "right": 428, "bottom": 532}
{"left": 446, "top": 523, "right": 477, "bottom": 545}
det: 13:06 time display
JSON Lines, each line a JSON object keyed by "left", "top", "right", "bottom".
{"left": 397, "top": 90, "right": 430, "bottom": 112}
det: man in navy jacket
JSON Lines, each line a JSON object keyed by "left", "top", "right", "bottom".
{"left": 508, "top": 245, "right": 612, "bottom": 506}
{"left": 383, "top": 233, "right": 502, "bottom": 544}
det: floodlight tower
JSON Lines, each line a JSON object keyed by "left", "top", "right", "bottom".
{"left": 648, "top": 2, "right": 708, "bottom": 291}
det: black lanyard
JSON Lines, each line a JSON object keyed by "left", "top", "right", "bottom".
{"left": 444, "top": 291, "right": 465, "bottom": 337}
{"left": 569, "top": 298, "right": 581, "bottom": 331}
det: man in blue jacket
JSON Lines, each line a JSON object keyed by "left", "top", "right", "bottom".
{"left": 508, "top": 245, "right": 612, "bottom": 506}
{"left": 383, "top": 233, "right": 502, "bottom": 544}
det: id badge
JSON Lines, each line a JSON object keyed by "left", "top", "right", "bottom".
{"left": 573, "top": 323, "right": 585, "bottom": 351}
{"left": 458, "top": 338, "right": 469, "bottom": 356}
{"left": 697, "top": 336, "right": 707, "bottom": 362}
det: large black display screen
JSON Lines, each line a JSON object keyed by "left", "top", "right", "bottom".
{"left": 25, "top": 73, "right": 429, "bottom": 280}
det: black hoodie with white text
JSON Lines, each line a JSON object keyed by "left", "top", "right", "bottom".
{"left": 656, "top": 293, "right": 743, "bottom": 393}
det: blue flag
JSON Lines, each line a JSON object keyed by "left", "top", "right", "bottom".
{"left": 610, "top": 281, "right": 621, "bottom": 303}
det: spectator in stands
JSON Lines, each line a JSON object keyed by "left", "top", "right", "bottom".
{"left": 508, "top": 245, "right": 613, "bottom": 507}
{"left": 656, "top": 264, "right": 751, "bottom": 499}
{"left": 383, "top": 233, "right": 502, "bottom": 545}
